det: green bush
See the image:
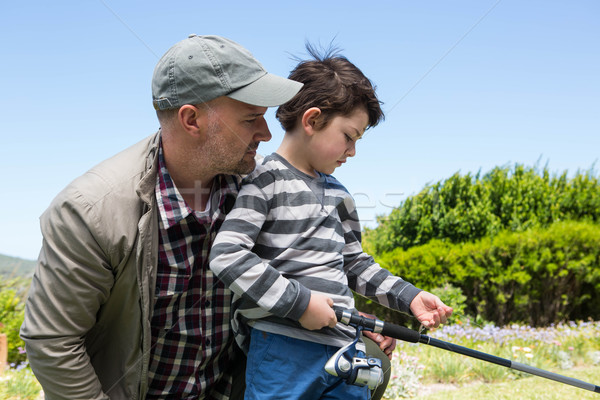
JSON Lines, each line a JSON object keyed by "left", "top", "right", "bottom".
{"left": 363, "top": 164, "right": 600, "bottom": 256}
{"left": 361, "top": 220, "right": 600, "bottom": 326}
{"left": 0, "top": 277, "right": 29, "bottom": 366}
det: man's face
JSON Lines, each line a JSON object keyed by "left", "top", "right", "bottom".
{"left": 203, "top": 97, "right": 272, "bottom": 175}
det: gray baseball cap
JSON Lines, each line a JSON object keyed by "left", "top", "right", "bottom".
{"left": 152, "top": 34, "right": 303, "bottom": 110}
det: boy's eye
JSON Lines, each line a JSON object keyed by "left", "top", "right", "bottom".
{"left": 344, "top": 134, "right": 353, "bottom": 142}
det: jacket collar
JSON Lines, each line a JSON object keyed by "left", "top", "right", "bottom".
{"left": 136, "top": 130, "right": 161, "bottom": 205}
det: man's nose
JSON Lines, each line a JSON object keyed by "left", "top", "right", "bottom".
{"left": 256, "top": 118, "right": 272, "bottom": 142}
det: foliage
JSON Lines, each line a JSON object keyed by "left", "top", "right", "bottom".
{"left": 364, "top": 164, "right": 600, "bottom": 256}
{"left": 362, "top": 220, "right": 600, "bottom": 326}
{"left": 0, "top": 277, "right": 30, "bottom": 365}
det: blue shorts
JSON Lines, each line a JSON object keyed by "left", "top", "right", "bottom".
{"left": 245, "top": 329, "right": 370, "bottom": 400}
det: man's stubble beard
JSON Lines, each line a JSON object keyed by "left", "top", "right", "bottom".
{"left": 202, "top": 114, "right": 257, "bottom": 177}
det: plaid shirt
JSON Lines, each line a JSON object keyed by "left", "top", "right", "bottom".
{"left": 147, "top": 143, "right": 240, "bottom": 399}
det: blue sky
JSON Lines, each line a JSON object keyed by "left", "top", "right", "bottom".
{"left": 1, "top": 1, "right": 599, "bottom": 260}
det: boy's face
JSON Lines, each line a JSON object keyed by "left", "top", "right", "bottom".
{"left": 308, "top": 107, "right": 369, "bottom": 175}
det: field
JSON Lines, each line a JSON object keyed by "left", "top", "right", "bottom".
{"left": 2, "top": 252, "right": 599, "bottom": 399}
{"left": 383, "top": 318, "right": 600, "bottom": 399}
{"left": 2, "top": 318, "right": 599, "bottom": 399}
{"left": 414, "top": 367, "right": 600, "bottom": 400}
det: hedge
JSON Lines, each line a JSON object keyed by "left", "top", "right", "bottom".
{"left": 358, "top": 220, "right": 600, "bottom": 327}
{"left": 363, "top": 165, "right": 600, "bottom": 256}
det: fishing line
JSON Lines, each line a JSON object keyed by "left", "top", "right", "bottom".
{"left": 386, "top": 0, "right": 503, "bottom": 115}
{"left": 98, "top": 0, "right": 159, "bottom": 58}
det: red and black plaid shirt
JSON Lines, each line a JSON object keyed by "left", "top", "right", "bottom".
{"left": 147, "top": 143, "right": 240, "bottom": 399}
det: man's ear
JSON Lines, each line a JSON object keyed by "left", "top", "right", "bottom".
{"left": 301, "top": 107, "right": 322, "bottom": 136}
{"left": 177, "top": 104, "right": 207, "bottom": 137}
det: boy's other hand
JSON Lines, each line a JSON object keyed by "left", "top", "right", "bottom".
{"left": 299, "top": 293, "right": 337, "bottom": 330}
{"left": 358, "top": 311, "right": 397, "bottom": 359}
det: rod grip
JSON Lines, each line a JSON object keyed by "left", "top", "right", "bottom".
{"left": 333, "top": 306, "right": 346, "bottom": 321}
{"left": 334, "top": 307, "right": 421, "bottom": 343}
{"left": 380, "top": 323, "right": 421, "bottom": 343}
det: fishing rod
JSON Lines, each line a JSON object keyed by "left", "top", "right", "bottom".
{"left": 334, "top": 307, "right": 600, "bottom": 394}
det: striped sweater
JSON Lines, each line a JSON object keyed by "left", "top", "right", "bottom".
{"left": 209, "top": 153, "right": 421, "bottom": 353}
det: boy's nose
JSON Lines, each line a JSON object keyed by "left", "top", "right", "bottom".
{"left": 346, "top": 144, "right": 356, "bottom": 157}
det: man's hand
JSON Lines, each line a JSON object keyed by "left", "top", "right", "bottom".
{"left": 299, "top": 293, "right": 337, "bottom": 330}
{"left": 358, "top": 311, "right": 396, "bottom": 359}
{"left": 410, "top": 291, "right": 453, "bottom": 329}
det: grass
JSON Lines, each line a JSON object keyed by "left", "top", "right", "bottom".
{"left": 413, "top": 366, "right": 600, "bottom": 399}
{"left": 0, "top": 368, "right": 41, "bottom": 400}
{"left": 384, "top": 319, "right": 600, "bottom": 399}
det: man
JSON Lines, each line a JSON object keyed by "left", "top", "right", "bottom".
{"left": 20, "top": 34, "right": 396, "bottom": 399}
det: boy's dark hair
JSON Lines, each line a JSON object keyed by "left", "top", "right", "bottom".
{"left": 276, "top": 43, "right": 384, "bottom": 132}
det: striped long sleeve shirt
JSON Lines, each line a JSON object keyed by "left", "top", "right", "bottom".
{"left": 209, "top": 153, "right": 421, "bottom": 353}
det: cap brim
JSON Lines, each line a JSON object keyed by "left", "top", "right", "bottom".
{"left": 227, "top": 73, "right": 303, "bottom": 107}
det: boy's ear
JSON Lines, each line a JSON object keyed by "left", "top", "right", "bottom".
{"left": 177, "top": 104, "right": 207, "bottom": 138}
{"left": 301, "top": 107, "right": 322, "bottom": 136}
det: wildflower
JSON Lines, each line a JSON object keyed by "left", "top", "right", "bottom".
{"left": 16, "top": 361, "right": 29, "bottom": 371}
{"left": 589, "top": 351, "right": 600, "bottom": 365}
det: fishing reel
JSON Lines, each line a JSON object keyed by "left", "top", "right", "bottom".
{"left": 324, "top": 325, "right": 384, "bottom": 390}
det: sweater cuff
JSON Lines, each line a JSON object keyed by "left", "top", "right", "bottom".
{"left": 284, "top": 282, "right": 312, "bottom": 321}
{"left": 399, "top": 284, "right": 423, "bottom": 315}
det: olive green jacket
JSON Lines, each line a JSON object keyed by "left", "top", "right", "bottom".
{"left": 21, "top": 132, "right": 161, "bottom": 399}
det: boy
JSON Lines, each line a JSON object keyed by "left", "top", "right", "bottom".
{"left": 209, "top": 46, "right": 452, "bottom": 399}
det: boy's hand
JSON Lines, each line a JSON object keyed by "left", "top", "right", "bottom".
{"left": 299, "top": 293, "right": 337, "bottom": 330}
{"left": 410, "top": 291, "right": 453, "bottom": 329}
